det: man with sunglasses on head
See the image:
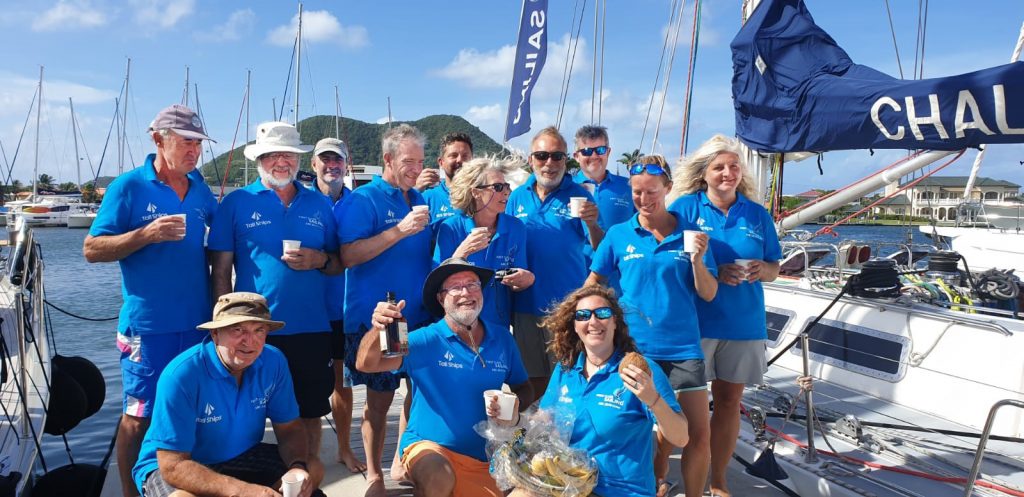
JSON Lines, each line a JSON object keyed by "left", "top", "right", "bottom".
{"left": 506, "top": 126, "right": 603, "bottom": 399}
{"left": 420, "top": 132, "right": 474, "bottom": 234}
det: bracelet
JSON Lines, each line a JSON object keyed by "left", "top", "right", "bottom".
{"left": 647, "top": 396, "right": 662, "bottom": 410}
{"left": 318, "top": 253, "right": 329, "bottom": 270}
{"left": 289, "top": 460, "right": 308, "bottom": 471}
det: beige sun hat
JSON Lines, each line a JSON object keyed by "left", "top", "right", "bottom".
{"left": 243, "top": 121, "right": 313, "bottom": 161}
{"left": 196, "top": 292, "right": 285, "bottom": 332}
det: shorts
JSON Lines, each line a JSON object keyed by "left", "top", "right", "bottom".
{"left": 118, "top": 329, "right": 203, "bottom": 418}
{"left": 330, "top": 320, "right": 346, "bottom": 360}
{"left": 655, "top": 359, "right": 707, "bottom": 393}
{"left": 701, "top": 338, "right": 767, "bottom": 385}
{"left": 142, "top": 442, "right": 326, "bottom": 497}
{"left": 266, "top": 332, "right": 334, "bottom": 418}
{"left": 401, "top": 441, "right": 501, "bottom": 497}
{"left": 344, "top": 331, "right": 401, "bottom": 392}
{"left": 512, "top": 313, "right": 556, "bottom": 378}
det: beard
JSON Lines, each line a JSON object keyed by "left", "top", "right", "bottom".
{"left": 258, "top": 165, "right": 297, "bottom": 189}
{"left": 446, "top": 301, "right": 482, "bottom": 327}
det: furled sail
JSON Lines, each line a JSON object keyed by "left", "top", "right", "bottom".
{"left": 732, "top": 0, "right": 1024, "bottom": 153}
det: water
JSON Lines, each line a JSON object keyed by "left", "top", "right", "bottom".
{"left": 30, "top": 223, "right": 933, "bottom": 471}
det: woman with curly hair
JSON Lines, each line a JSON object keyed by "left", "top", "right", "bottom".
{"left": 527, "top": 285, "right": 687, "bottom": 497}
{"left": 434, "top": 155, "right": 535, "bottom": 330}
{"left": 668, "top": 134, "right": 781, "bottom": 497}
{"left": 584, "top": 154, "right": 717, "bottom": 497}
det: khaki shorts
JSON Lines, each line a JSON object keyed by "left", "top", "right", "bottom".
{"left": 512, "top": 313, "right": 556, "bottom": 378}
{"left": 701, "top": 338, "right": 767, "bottom": 385}
{"left": 402, "top": 441, "right": 501, "bottom": 497}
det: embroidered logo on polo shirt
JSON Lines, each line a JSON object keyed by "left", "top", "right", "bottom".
{"left": 384, "top": 209, "right": 400, "bottom": 225}
{"left": 438, "top": 350, "right": 463, "bottom": 369}
{"left": 245, "top": 211, "right": 271, "bottom": 229}
{"left": 197, "top": 402, "right": 223, "bottom": 424}
{"left": 515, "top": 205, "right": 527, "bottom": 219}
{"left": 485, "top": 352, "right": 509, "bottom": 373}
{"left": 742, "top": 221, "right": 765, "bottom": 241}
{"left": 596, "top": 390, "right": 625, "bottom": 410}
{"left": 299, "top": 212, "right": 324, "bottom": 229}
{"left": 697, "top": 217, "right": 714, "bottom": 232}
{"left": 558, "top": 384, "right": 572, "bottom": 404}
{"left": 141, "top": 202, "right": 165, "bottom": 221}
{"left": 147, "top": 203, "right": 157, "bottom": 214}
{"left": 623, "top": 244, "right": 644, "bottom": 262}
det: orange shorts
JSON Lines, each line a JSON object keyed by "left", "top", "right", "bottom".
{"left": 402, "top": 441, "right": 501, "bottom": 497}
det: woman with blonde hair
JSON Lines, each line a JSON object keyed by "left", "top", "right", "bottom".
{"left": 434, "top": 155, "right": 535, "bottom": 330}
{"left": 584, "top": 154, "right": 717, "bottom": 497}
{"left": 668, "top": 134, "right": 781, "bottom": 497}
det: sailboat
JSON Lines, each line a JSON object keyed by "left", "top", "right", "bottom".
{"left": 725, "top": 1, "right": 1024, "bottom": 496}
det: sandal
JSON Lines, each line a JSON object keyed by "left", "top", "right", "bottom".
{"left": 656, "top": 478, "right": 679, "bottom": 497}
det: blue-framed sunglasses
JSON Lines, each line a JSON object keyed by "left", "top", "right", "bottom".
{"left": 576, "top": 145, "right": 609, "bottom": 157}
{"left": 629, "top": 163, "right": 669, "bottom": 177}
{"left": 574, "top": 306, "right": 614, "bottom": 321}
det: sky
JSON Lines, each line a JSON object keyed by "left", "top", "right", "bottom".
{"left": 1, "top": 0, "right": 1023, "bottom": 194}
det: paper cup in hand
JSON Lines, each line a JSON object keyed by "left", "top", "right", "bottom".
{"left": 166, "top": 214, "right": 187, "bottom": 239}
{"left": 684, "top": 230, "right": 700, "bottom": 253}
{"left": 734, "top": 259, "right": 753, "bottom": 282}
{"left": 569, "top": 197, "right": 587, "bottom": 218}
{"left": 412, "top": 205, "right": 429, "bottom": 213}
{"left": 471, "top": 226, "right": 490, "bottom": 236}
{"left": 281, "top": 472, "right": 306, "bottom": 497}
{"left": 282, "top": 240, "right": 301, "bottom": 253}
{"left": 484, "top": 389, "right": 516, "bottom": 421}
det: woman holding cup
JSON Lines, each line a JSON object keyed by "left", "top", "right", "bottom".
{"left": 668, "top": 135, "right": 781, "bottom": 497}
{"left": 434, "top": 156, "right": 535, "bottom": 330}
{"left": 583, "top": 155, "right": 716, "bottom": 497}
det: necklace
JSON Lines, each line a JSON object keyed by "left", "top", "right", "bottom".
{"left": 461, "top": 325, "right": 487, "bottom": 368}
{"left": 585, "top": 352, "right": 611, "bottom": 369}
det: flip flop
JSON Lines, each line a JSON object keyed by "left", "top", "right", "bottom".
{"left": 656, "top": 478, "right": 679, "bottom": 497}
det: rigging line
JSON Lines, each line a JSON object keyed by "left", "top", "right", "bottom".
{"left": 590, "top": 0, "right": 598, "bottom": 124}
{"left": 218, "top": 84, "right": 251, "bottom": 201}
{"left": 3, "top": 89, "right": 38, "bottom": 188}
{"left": 72, "top": 106, "right": 95, "bottom": 177}
{"left": 557, "top": 0, "right": 589, "bottom": 129}
{"left": 303, "top": 36, "right": 318, "bottom": 120}
{"left": 555, "top": 0, "right": 583, "bottom": 128}
{"left": 638, "top": 0, "right": 680, "bottom": 152}
{"left": 918, "top": 0, "right": 928, "bottom": 79}
{"left": 193, "top": 84, "right": 218, "bottom": 183}
{"left": 91, "top": 102, "right": 120, "bottom": 184}
{"left": 783, "top": 151, "right": 923, "bottom": 217}
{"left": 279, "top": 34, "right": 298, "bottom": 123}
{"left": 679, "top": 0, "right": 703, "bottom": 156}
{"left": 651, "top": 0, "right": 687, "bottom": 153}
{"left": 883, "top": 0, "right": 905, "bottom": 79}
{"left": 597, "top": 0, "right": 607, "bottom": 124}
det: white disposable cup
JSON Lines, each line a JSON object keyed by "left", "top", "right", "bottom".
{"left": 581, "top": 183, "right": 596, "bottom": 195}
{"left": 282, "top": 239, "right": 301, "bottom": 253}
{"left": 472, "top": 226, "right": 490, "bottom": 236}
{"left": 484, "top": 389, "right": 517, "bottom": 421}
{"left": 569, "top": 197, "right": 587, "bottom": 217}
{"left": 167, "top": 214, "right": 187, "bottom": 239}
{"left": 412, "top": 205, "right": 429, "bottom": 213}
{"left": 734, "top": 259, "right": 753, "bottom": 282}
{"left": 282, "top": 473, "right": 305, "bottom": 497}
{"left": 683, "top": 230, "right": 700, "bottom": 253}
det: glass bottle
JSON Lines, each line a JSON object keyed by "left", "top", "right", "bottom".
{"left": 380, "top": 291, "right": 409, "bottom": 357}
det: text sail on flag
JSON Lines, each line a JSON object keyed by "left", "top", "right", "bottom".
{"left": 504, "top": 0, "right": 548, "bottom": 142}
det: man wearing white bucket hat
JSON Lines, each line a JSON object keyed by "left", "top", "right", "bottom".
{"left": 209, "top": 121, "right": 342, "bottom": 489}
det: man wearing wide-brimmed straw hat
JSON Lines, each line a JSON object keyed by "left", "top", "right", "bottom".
{"left": 84, "top": 103, "right": 218, "bottom": 497}
{"left": 209, "top": 122, "right": 342, "bottom": 489}
{"left": 133, "top": 292, "right": 324, "bottom": 497}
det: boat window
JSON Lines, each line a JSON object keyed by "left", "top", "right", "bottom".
{"left": 765, "top": 306, "right": 793, "bottom": 348}
{"left": 793, "top": 317, "right": 909, "bottom": 382}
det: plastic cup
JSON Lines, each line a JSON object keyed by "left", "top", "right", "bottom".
{"left": 734, "top": 259, "right": 753, "bottom": 282}
{"left": 471, "top": 226, "right": 489, "bottom": 236}
{"left": 484, "top": 389, "right": 516, "bottom": 421}
{"left": 683, "top": 230, "right": 700, "bottom": 253}
{"left": 282, "top": 472, "right": 305, "bottom": 497}
{"left": 282, "top": 239, "right": 301, "bottom": 253}
{"left": 569, "top": 197, "right": 587, "bottom": 218}
{"left": 412, "top": 205, "right": 429, "bottom": 213}
{"left": 167, "top": 214, "right": 186, "bottom": 240}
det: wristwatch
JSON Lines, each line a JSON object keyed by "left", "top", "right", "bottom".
{"left": 289, "top": 460, "right": 308, "bottom": 471}
{"left": 318, "top": 252, "right": 329, "bottom": 270}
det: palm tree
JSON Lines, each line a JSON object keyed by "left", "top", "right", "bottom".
{"left": 618, "top": 148, "right": 641, "bottom": 166}
{"left": 37, "top": 174, "right": 55, "bottom": 191}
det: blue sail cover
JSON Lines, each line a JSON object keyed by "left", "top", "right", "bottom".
{"left": 732, "top": 0, "right": 1024, "bottom": 153}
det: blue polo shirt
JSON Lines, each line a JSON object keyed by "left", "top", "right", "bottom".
{"left": 590, "top": 213, "right": 717, "bottom": 361}
{"left": 309, "top": 184, "right": 351, "bottom": 322}
{"left": 90, "top": 153, "right": 217, "bottom": 335}
{"left": 433, "top": 213, "right": 528, "bottom": 329}
{"left": 338, "top": 176, "right": 433, "bottom": 333}
{"left": 422, "top": 181, "right": 457, "bottom": 235}
{"left": 573, "top": 170, "right": 635, "bottom": 230}
{"left": 539, "top": 350, "right": 680, "bottom": 497}
{"left": 397, "top": 319, "right": 528, "bottom": 461}
{"left": 670, "top": 192, "right": 782, "bottom": 340}
{"left": 208, "top": 180, "right": 338, "bottom": 335}
{"left": 132, "top": 337, "right": 299, "bottom": 492}
{"left": 506, "top": 175, "right": 595, "bottom": 314}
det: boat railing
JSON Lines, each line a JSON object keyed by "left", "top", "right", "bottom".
{"left": 963, "top": 399, "right": 1024, "bottom": 496}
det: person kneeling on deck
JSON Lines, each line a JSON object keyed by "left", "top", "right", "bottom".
{"left": 132, "top": 292, "right": 324, "bottom": 497}
{"left": 357, "top": 258, "right": 535, "bottom": 497}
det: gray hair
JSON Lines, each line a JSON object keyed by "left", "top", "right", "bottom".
{"left": 381, "top": 124, "right": 426, "bottom": 158}
{"left": 574, "top": 125, "right": 609, "bottom": 148}
{"left": 449, "top": 155, "right": 522, "bottom": 214}
{"left": 668, "top": 134, "right": 756, "bottom": 202}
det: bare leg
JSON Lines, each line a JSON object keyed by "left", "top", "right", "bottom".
{"left": 330, "top": 362, "right": 366, "bottom": 472}
{"left": 408, "top": 451, "right": 456, "bottom": 497}
{"left": 677, "top": 389, "right": 711, "bottom": 497}
{"left": 390, "top": 379, "right": 412, "bottom": 482}
{"left": 363, "top": 388, "right": 396, "bottom": 497}
{"left": 708, "top": 380, "right": 745, "bottom": 497}
{"left": 116, "top": 414, "right": 149, "bottom": 497}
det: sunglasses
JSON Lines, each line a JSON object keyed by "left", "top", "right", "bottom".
{"left": 576, "top": 146, "right": 609, "bottom": 157}
{"left": 477, "top": 182, "right": 512, "bottom": 193}
{"left": 629, "top": 163, "right": 669, "bottom": 177}
{"left": 531, "top": 151, "right": 568, "bottom": 162}
{"left": 574, "top": 306, "right": 614, "bottom": 321}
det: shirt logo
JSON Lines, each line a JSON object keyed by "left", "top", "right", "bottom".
{"left": 141, "top": 202, "right": 164, "bottom": 221}
{"left": 197, "top": 402, "right": 223, "bottom": 424}
{"left": 697, "top": 217, "right": 714, "bottom": 232}
{"left": 515, "top": 204, "right": 527, "bottom": 219}
{"left": 440, "top": 205, "right": 449, "bottom": 212}
{"left": 245, "top": 211, "right": 271, "bottom": 229}
{"left": 251, "top": 211, "right": 262, "bottom": 221}
{"left": 251, "top": 386, "right": 273, "bottom": 409}
{"left": 146, "top": 203, "right": 157, "bottom": 214}
{"left": 299, "top": 212, "right": 324, "bottom": 229}
{"left": 626, "top": 244, "right": 635, "bottom": 253}
{"left": 596, "top": 390, "right": 626, "bottom": 410}
{"left": 438, "top": 349, "right": 463, "bottom": 369}
{"left": 623, "top": 243, "right": 644, "bottom": 262}
{"left": 384, "top": 209, "right": 400, "bottom": 226}
{"left": 558, "top": 384, "right": 572, "bottom": 404}
{"left": 444, "top": 350, "right": 455, "bottom": 361}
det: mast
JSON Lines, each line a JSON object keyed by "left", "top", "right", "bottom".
{"left": 33, "top": 66, "right": 42, "bottom": 200}
{"left": 69, "top": 97, "right": 82, "bottom": 189}
{"left": 120, "top": 57, "right": 131, "bottom": 175}
{"left": 386, "top": 97, "right": 393, "bottom": 128}
{"left": 245, "top": 69, "right": 252, "bottom": 185}
{"left": 182, "top": 66, "right": 190, "bottom": 106}
{"left": 334, "top": 85, "right": 341, "bottom": 139}
{"left": 294, "top": 3, "right": 303, "bottom": 129}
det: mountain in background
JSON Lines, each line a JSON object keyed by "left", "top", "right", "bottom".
{"left": 200, "top": 114, "right": 506, "bottom": 186}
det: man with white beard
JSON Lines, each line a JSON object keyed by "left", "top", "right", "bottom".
{"left": 209, "top": 121, "right": 342, "bottom": 489}
{"left": 356, "top": 258, "right": 534, "bottom": 497}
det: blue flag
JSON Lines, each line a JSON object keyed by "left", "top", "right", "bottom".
{"left": 732, "top": 0, "right": 1024, "bottom": 153}
{"left": 504, "top": 0, "right": 548, "bottom": 142}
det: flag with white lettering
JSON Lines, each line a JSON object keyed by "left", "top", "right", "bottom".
{"left": 732, "top": 0, "right": 1024, "bottom": 152}
{"left": 504, "top": 0, "right": 548, "bottom": 142}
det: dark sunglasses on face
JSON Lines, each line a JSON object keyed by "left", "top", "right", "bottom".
{"left": 531, "top": 151, "right": 568, "bottom": 162}
{"left": 477, "top": 182, "right": 512, "bottom": 193}
{"left": 574, "top": 306, "right": 614, "bottom": 321}
{"left": 576, "top": 145, "right": 609, "bottom": 157}
{"left": 629, "top": 163, "right": 669, "bottom": 177}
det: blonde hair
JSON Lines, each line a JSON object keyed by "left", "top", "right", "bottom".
{"left": 668, "top": 134, "right": 756, "bottom": 202}
{"left": 631, "top": 154, "right": 672, "bottom": 186}
{"left": 449, "top": 155, "right": 523, "bottom": 214}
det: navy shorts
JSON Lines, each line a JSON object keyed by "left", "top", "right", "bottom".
{"left": 118, "top": 329, "right": 203, "bottom": 418}
{"left": 343, "top": 329, "right": 402, "bottom": 392}
{"left": 266, "top": 332, "right": 334, "bottom": 418}
{"left": 330, "top": 320, "right": 346, "bottom": 360}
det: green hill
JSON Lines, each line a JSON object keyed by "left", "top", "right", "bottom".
{"left": 200, "top": 114, "right": 506, "bottom": 186}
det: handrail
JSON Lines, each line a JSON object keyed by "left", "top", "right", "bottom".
{"left": 963, "top": 399, "right": 1024, "bottom": 496}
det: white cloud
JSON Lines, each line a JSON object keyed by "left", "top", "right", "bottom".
{"left": 195, "top": 9, "right": 255, "bottom": 42}
{"left": 266, "top": 10, "right": 368, "bottom": 48}
{"left": 660, "top": 1, "right": 720, "bottom": 48}
{"left": 131, "top": 0, "right": 194, "bottom": 29}
{"left": 465, "top": 104, "right": 503, "bottom": 124}
{"left": 32, "top": 0, "right": 107, "bottom": 31}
